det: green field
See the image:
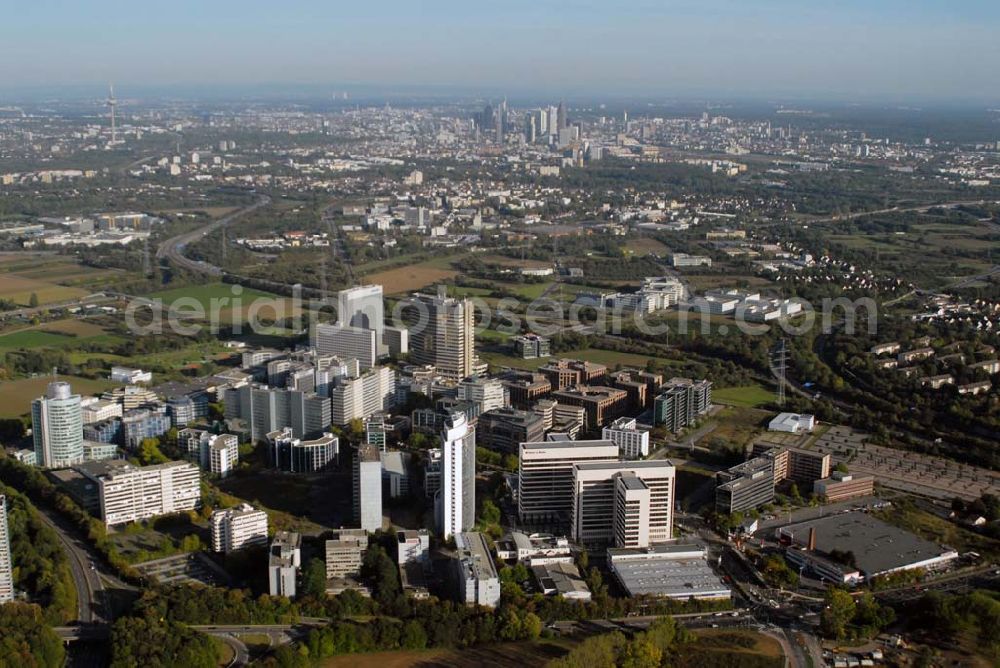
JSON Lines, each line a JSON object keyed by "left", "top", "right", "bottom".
{"left": 0, "top": 320, "right": 124, "bottom": 351}
{"left": 0, "top": 330, "right": 78, "bottom": 349}
{"left": 506, "top": 282, "right": 552, "bottom": 300}
{"left": 0, "top": 375, "right": 117, "bottom": 417}
{"left": 149, "top": 282, "right": 279, "bottom": 309}
{"left": 712, "top": 384, "right": 774, "bottom": 408}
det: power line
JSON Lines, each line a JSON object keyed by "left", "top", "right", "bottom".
{"left": 772, "top": 339, "right": 788, "bottom": 406}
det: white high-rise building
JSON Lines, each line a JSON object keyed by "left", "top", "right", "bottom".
{"left": 400, "top": 290, "right": 482, "bottom": 382}
{"left": 353, "top": 443, "right": 383, "bottom": 532}
{"left": 96, "top": 461, "right": 201, "bottom": 526}
{"left": 337, "top": 285, "right": 385, "bottom": 355}
{"left": 329, "top": 366, "right": 397, "bottom": 426}
{"left": 32, "top": 381, "right": 84, "bottom": 468}
{"left": 517, "top": 439, "right": 618, "bottom": 524}
{"left": 312, "top": 324, "right": 378, "bottom": 370}
{"left": 602, "top": 417, "right": 651, "bottom": 459}
{"left": 572, "top": 460, "right": 675, "bottom": 547}
{"left": 210, "top": 504, "right": 269, "bottom": 554}
{"left": 436, "top": 412, "right": 475, "bottom": 539}
{"left": 0, "top": 494, "right": 13, "bottom": 603}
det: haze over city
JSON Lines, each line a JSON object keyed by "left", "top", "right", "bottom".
{"left": 1, "top": 0, "right": 999, "bottom": 102}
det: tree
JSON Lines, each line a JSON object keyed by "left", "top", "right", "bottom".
{"left": 28, "top": 292, "right": 39, "bottom": 307}
{"left": 820, "top": 588, "right": 856, "bottom": 639}
{"left": 361, "top": 545, "right": 400, "bottom": 607}
{"left": 521, "top": 612, "right": 543, "bottom": 640}
{"left": 407, "top": 432, "right": 429, "bottom": 449}
{"left": 0, "top": 602, "right": 65, "bottom": 667}
{"left": 301, "top": 558, "right": 327, "bottom": 598}
{"left": 401, "top": 619, "right": 427, "bottom": 649}
{"left": 479, "top": 499, "right": 501, "bottom": 526}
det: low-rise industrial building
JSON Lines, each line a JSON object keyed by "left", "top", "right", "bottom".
{"left": 607, "top": 543, "right": 731, "bottom": 600}
{"left": 775, "top": 513, "right": 959, "bottom": 582}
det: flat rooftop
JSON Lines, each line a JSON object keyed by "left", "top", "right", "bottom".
{"left": 575, "top": 460, "right": 675, "bottom": 472}
{"left": 778, "top": 513, "right": 957, "bottom": 576}
{"left": 609, "top": 552, "right": 730, "bottom": 599}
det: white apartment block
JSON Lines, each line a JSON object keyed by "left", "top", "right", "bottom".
{"left": 210, "top": 504, "right": 269, "bottom": 553}
{"left": 572, "top": 460, "right": 675, "bottom": 547}
{"left": 602, "top": 417, "right": 650, "bottom": 459}
{"left": 330, "top": 366, "right": 397, "bottom": 426}
{"left": 178, "top": 429, "right": 240, "bottom": 477}
{"left": 98, "top": 461, "right": 201, "bottom": 526}
{"left": 517, "top": 439, "right": 618, "bottom": 524}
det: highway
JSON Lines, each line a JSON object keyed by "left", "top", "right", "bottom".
{"left": 35, "top": 508, "right": 106, "bottom": 624}
{"left": 799, "top": 199, "right": 990, "bottom": 227}
{"left": 156, "top": 194, "right": 271, "bottom": 276}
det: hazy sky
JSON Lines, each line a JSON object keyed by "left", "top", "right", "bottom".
{"left": 1, "top": 0, "right": 998, "bottom": 102}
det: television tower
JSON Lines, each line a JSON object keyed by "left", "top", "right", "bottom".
{"left": 106, "top": 84, "right": 118, "bottom": 145}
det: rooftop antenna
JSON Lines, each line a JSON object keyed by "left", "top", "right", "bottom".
{"left": 106, "top": 83, "right": 118, "bottom": 145}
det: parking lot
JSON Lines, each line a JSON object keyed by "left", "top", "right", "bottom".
{"left": 808, "top": 426, "right": 1000, "bottom": 502}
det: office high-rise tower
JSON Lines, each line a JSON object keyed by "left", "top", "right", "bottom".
{"left": 353, "top": 443, "right": 383, "bottom": 532}
{"left": 436, "top": 412, "right": 475, "bottom": 539}
{"left": 400, "top": 289, "right": 481, "bottom": 381}
{"left": 495, "top": 98, "right": 507, "bottom": 143}
{"left": 337, "top": 285, "right": 385, "bottom": 355}
{"left": 557, "top": 100, "right": 567, "bottom": 131}
{"left": 0, "top": 494, "right": 13, "bottom": 603}
{"left": 32, "top": 381, "right": 84, "bottom": 468}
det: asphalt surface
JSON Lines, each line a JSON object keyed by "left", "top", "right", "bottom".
{"left": 156, "top": 194, "right": 271, "bottom": 275}
{"left": 35, "top": 508, "right": 105, "bottom": 623}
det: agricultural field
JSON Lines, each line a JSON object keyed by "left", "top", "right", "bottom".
{"left": 0, "top": 375, "right": 117, "bottom": 417}
{"left": 0, "top": 252, "right": 131, "bottom": 305}
{"left": 364, "top": 261, "right": 460, "bottom": 295}
{"left": 0, "top": 318, "right": 126, "bottom": 350}
{"left": 623, "top": 236, "right": 670, "bottom": 256}
{"left": 475, "top": 253, "right": 553, "bottom": 269}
